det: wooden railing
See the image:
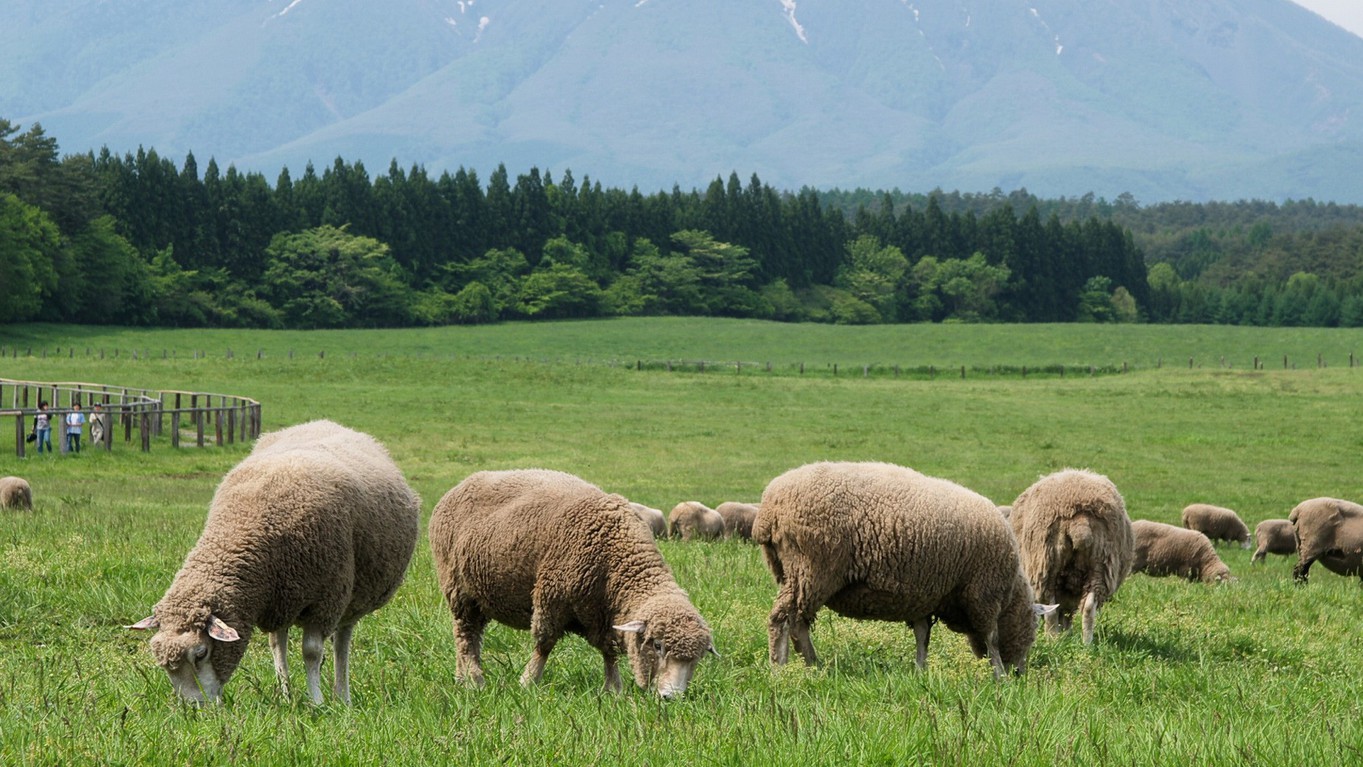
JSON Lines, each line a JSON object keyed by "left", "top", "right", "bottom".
{"left": 1, "top": 379, "right": 261, "bottom": 457}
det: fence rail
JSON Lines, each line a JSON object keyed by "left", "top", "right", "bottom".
{"left": 1, "top": 378, "right": 262, "bottom": 458}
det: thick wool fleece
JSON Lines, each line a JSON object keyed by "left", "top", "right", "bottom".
{"left": 1181, "top": 504, "right": 1251, "bottom": 546}
{"left": 428, "top": 469, "right": 712, "bottom": 688}
{"left": 148, "top": 420, "right": 420, "bottom": 689}
{"left": 754, "top": 461, "right": 1039, "bottom": 672}
{"left": 1010, "top": 468, "right": 1134, "bottom": 628}
{"left": 1289, "top": 497, "right": 1363, "bottom": 583}
{"left": 1252, "top": 519, "right": 1297, "bottom": 562}
{"left": 668, "top": 501, "right": 724, "bottom": 541}
{"left": 1132, "top": 520, "right": 1232, "bottom": 583}
{"left": 0, "top": 476, "right": 33, "bottom": 510}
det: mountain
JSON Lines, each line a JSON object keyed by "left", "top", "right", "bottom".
{"left": 5, "top": 0, "right": 1363, "bottom": 202}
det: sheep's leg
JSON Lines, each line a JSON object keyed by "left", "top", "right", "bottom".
{"left": 1293, "top": 555, "right": 1315, "bottom": 584}
{"left": 1251, "top": 546, "right": 1266, "bottom": 564}
{"left": 269, "top": 627, "right": 291, "bottom": 698}
{"left": 790, "top": 596, "right": 821, "bottom": 666}
{"left": 767, "top": 583, "right": 797, "bottom": 665}
{"left": 301, "top": 626, "right": 327, "bottom": 704}
{"left": 1080, "top": 592, "right": 1098, "bottom": 646}
{"left": 332, "top": 622, "right": 354, "bottom": 705}
{"left": 520, "top": 637, "right": 559, "bottom": 687}
{"left": 984, "top": 628, "right": 1007, "bottom": 680}
{"left": 912, "top": 619, "right": 932, "bottom": 671}
{"left": 452, "top": 601, "right": 489, "bottom": 686}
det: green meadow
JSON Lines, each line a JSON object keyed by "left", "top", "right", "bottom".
{"left": 2, "top": 318, "right": 1362, "bottom": 765}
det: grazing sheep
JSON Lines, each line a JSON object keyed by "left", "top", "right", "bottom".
{"left": 128, "top": 420, "right": 421, "bottom": 705}
{"left": 1011, "top": 468, "right": 1134, "bottom": 645}
{"left": 754, "top": 461, "right": 1053, "bottom": 678}
{"left": 715, "top": 501, "right": 759, "bottom": 539}
{"left": 1289, "top": 497, "right": 1363, "bottom": 584}
{"left": 628, "top": 502, "right": 668, "bottom": 538}
{"left": 1181, "top": 503, "right": 1251, "bottom": 548}
{"left": 1131, "top": 520, "right": 1233, "bottom": 583}
{"left": 0, "top": 476, "right": 33, "bottom": 510}
{"left": 429, "top": 469, "right": 716, "bottom": 699}
{"left": 1252, "top": 519, "right": 1297, "bottom": 564}
{"left": 669, "top": 501, "right": 724, "bottom": 541}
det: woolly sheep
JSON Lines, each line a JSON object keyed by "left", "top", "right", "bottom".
{"left": 1289, "top": 497, "right": 1363, "bottom": 584}
{"left": 669, "top": 501, "right": 724, "bottom": 541}
{"left": 1251, "top": 519, "right": 1297, "bottom": 563}
{"left": 628, "top": 502, "right": 668, "bottom": 538}
{"left": 429, "top": 469, "right": 716, "bottom": 699}
{"left": 1131, "top": 520, "right": 1233, "bottom": 583}
{"left": 1010, "top": 468, "right": 1133, "bottom": 645}
{"left": 753, "top": 461, "right": 1053, "bottom": 678}
{"left": 0, "top": 476, "right": 33, "bottom": 510}
{"left": 1181, "top": 503, "right": 1251, "bottom": 548}
{"left": 714, "top": 501, "right": 759, "bottom": 539}
{"left": 128, "top": 420, "right": 420, "bottom": 705}
{"left": 997, "top": 505, "right": 1012, "bottom": 520}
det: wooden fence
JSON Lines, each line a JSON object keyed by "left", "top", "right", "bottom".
{"left": 1, "top": 378, "right": 262, "bottom": 458}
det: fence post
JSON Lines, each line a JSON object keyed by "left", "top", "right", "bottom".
{"left": 960, "top": 365, "right": 965, "bottom": 379}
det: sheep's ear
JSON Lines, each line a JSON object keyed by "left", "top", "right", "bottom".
{"left": 707, "top": 643, "right": 721, "bottom": 658}
{"left": 126, "top": 615, "right": 158, "bottom": 631}
{"left": 207, "top": 615, "right": 241, "bottom": 642}
{"left": 613, "top": 620, "right": 646, "bottom": 634}
{"left": 1033, "top": 603, "right": 1059, "bottom": 617}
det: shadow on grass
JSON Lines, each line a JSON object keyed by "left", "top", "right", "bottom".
{"left": 1096, "top": 627, "right": 1194, "bottom": 663}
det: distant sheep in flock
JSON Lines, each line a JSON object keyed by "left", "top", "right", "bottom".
{"left": 1181, "top": 503, "right": 1251, "bottom": 548}
{"left": 1131, "top": 520, "right": 1233, "bottom": 584}
{"left": 128, "top": 420, "right": 421, "bottom": 704}
{"left": 429, "top": 469, "right": 716, "bottom": 699}
{"left": 1010, "top": 468, "right": 1133, "bottom": 645}
{"left": 1289, "top": 497, "right": 1363, "bottom": 584}
{"left": 715, "top": 501, "right": 759, "bottom": 539}
{"left": 754, "top": 462, "right": 1054, "bottom": 678}
{"left": 0, "top": 476, "right": 33, "bottom": 510}
{"left": 669, "top": 501, "right": 724, "bottom": 541}
{"left": 1251, "top": 519, "right": 1297, "bottom": 564}
{"left": 628, "top": 502, "right": 668, "bottom": 538}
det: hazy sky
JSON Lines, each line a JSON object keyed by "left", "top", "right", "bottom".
{"left": 1290, "top": 0, "right": 1363, "bottom": 37}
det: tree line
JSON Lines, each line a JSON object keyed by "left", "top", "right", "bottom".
{"left": 3, "top": 117, "right": 1357, "bottom": 329}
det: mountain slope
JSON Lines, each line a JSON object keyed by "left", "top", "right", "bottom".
{"left": 6, "top": 0, "right": 1363, "bottom": 201}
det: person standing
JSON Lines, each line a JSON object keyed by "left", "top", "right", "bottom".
{"left": 65, "top": 402, "right": 85, "bottom": 454}
{"left": 34, "top": 401, "right": 53, "bottom": 454}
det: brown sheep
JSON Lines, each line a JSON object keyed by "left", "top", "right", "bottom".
{"left": 1181, "top": 503, "right": 1251, "bottom": 548}
{"left": 429, "top": 469, "right": 715, "bottom": 698}
{"left": 1011, "top": 468, "right": 1134, "bottom": 645}
{"left": 1251, "top": 519, "right": 1297, "bottom": 564}
{"left": 714, "top": 501, "right": 759, "bottom": 539}
{"left": 0, "top": 476, "right": 33, "bottom": 510}
{"left": 1289, "top": 497, "right": 1363, "bottom": 584}
{"left": 754, "top": 462, "right": 1053, "bottom": 678}
{"left": 668, "top": 501, "right": 724, "bottom": 541}
{"left": 1132, "top": 520, "right": 1233, "bottom": 583}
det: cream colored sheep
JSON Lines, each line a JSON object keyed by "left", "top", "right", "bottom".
{"left": 1289, "top": 497, "right": 1363, "bottom": 584}
{"left": 1181, "top": 503, "right": 1251, "bottom": 548}
{"left": 1011, "top": 468, "right": 1133, "bottom": 645}
{"left": 628, "top": 502, "right": 668, "bottom": 538}
{"left": 754, "top": 461, "right": 1053, "bottom": 678}
{"left": 128, "top": 420, "right": 420, "bottom": 704}
{"left": 1132, "top": 520, "right": 1233, "bottom": 583}
{"left": 714, "top": 501, "right": 759, "bottom": 539}
{"left": 668, "top": 501, "right": 724, "bottom": 541}
{"left": 429, "top": 469, "right": 715, "bottom": 699}
{"left": 1251, "top": 519, "right": 1297, "bottom": 563}
{"left": 0, "top": 476, "right": 33, "bottom": 510}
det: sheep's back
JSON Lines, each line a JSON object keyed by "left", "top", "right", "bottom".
{"left": 1133, "top": 520, "right": 1216, "bottom": 579}
{"left": 1011, "top": 469, "right": 1134, "bottom": 601}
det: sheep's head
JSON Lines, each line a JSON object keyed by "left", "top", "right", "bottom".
{"left": 1203, "top": 561, "right": 1235, "bottom": 584}
{"left": 997, "top": 597, "right": 1058, "bottom": 675}
{"left": 127, "top": 607, "right": 245, "bottom": 704}
{"left": 615, "top": 598, "right": 716, "bottom": 699}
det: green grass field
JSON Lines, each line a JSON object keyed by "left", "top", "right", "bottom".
{"left": 2, "top": 319, "right": 1363, "bottom": 765}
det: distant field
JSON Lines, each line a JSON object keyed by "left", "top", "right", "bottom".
{"left": 5, "top": 317, "right": 1363, "bottom": 371}
{"left": 2, "top": 320, "right": 1362, "bottom": 764}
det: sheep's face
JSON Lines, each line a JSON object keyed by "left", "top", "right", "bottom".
{"left": 129, "top": 611, "right": 244, "bottom": 704}
{"left": 1204, "top": 563, "right": 1235, "bottom": 584}
{"left": 616, "top": 611, "right": 715, "bottom": 700}
{"left": 997, "top": 599, "right": 1056, "bottom": 675}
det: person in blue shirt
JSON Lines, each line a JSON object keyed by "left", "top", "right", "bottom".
{"left": 65, "top": 402, "right": 85, "bottom": 454}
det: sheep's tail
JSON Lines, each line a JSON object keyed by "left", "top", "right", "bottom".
{"left": 751, "top": 505, "right": 784, "bottom": 583}
{"left": 1067, "top": 516, "right": 1094, "bottom": 553}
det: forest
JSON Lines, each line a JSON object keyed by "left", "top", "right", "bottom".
{"left": 3, "top": 118, "right": 1361, "bottom": 329}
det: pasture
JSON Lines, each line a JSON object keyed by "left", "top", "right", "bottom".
{"left": 2, "top": 318, "right": 1363, "bottom": 764}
